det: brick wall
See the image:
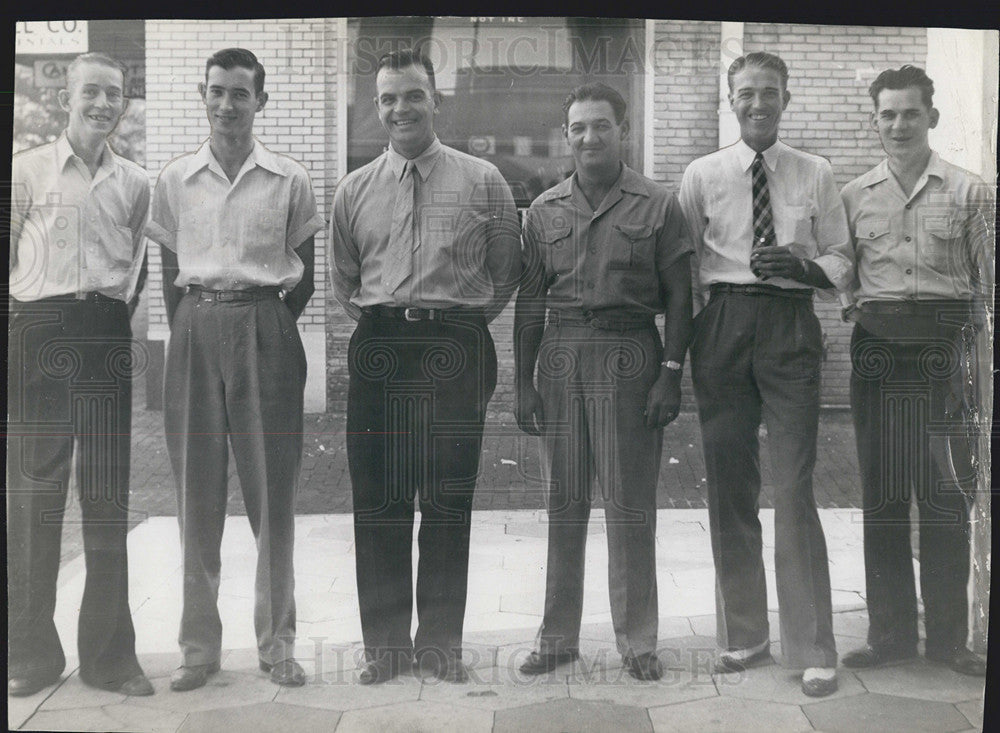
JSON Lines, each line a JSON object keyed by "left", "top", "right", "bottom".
{"left": 144, "top": 18, "right": 330, "bottom": 338}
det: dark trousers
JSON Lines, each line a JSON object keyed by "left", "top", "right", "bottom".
{"left": 165, "top": 291, "right": 306, "bottom": 667}
{"left": 346, "top": 313, "right": 496, "bottom": 663}
{"left": 7, "top": 296, "right": 143, "bottom": 686}
{"left": 850, "top": 322, "right": 975, "bottom": 657}
{"left": 691, "top": 291, "right": 836, "bottom": 668}
{"left": 535, "top": 323, "right": 662, "bottom": 658}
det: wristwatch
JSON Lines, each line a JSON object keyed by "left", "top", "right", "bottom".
{"left": 661, "top": 360, "right": 682, "bottom": 372}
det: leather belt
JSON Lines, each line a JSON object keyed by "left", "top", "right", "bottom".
{"left": 188, "top": 286, "right": 282, "bottom": 302}
{"left": 547, "top": 309, "right": 655, "bottom": 331}
{"left": 858, "top": 299, "right": 976, "bottom": 317}
{"left": 710, "top": 283, "right": 813, "bottom": 300}
{"left": 74, "top": 292, "right": 122, "bottom": 304}
{"left": 361, "top": 305, "right": 484, "bottom": 322}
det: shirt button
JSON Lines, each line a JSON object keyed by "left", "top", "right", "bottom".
{"left": 586, "top": 281, "right": 594, "bottom": 289}
{"left": 868, "top": 232, "right": 875, "bottom": 237}
{"left": 906, "top": 268, "right": 913, "bottom": 274}
{"left": 905, "top": 236, "right": 912, "bottom": 242}
{"left": 905, "top": 204, "right": 912, "bottom": 209}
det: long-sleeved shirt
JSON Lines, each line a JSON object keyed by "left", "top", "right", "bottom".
{"left": 10, "top": 133, "right": 148, "bottom": 302}
{"left": 146, "top": 138, "right": 323, "bottom": 290}
{"left": 840, "top": 151, "right": 994, "bottom": 305}
{"left": 329, "top": 137, "right": 520, "bottom": 322}
{"left": 679, "top": 139, "right": 853, "bottom": 309}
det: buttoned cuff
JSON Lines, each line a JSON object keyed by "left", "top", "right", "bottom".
{"left": 144, "top": 220, "right": 176, "bottom": 251}
{"left": 288, "top": 213, "right": 326, "bottom": 251}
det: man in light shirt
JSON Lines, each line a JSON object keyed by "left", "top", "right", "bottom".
{"left": 7, "top": 52, "right": 153, "bottom": 698}
{"left": 839, "top": 65, "right": 991, "bottom": 678}
{"left": 679, "top": 51, "right": 853, "bottom": 697}
{"left": 146, "top": 48, "right": 324, "bottom": 692}
{"left": 330, "top": 48, "right": 519, "bottom": 685}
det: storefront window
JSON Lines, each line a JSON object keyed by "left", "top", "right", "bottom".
{"left": 347, "top": 17, "right": 645, "bottom": 207}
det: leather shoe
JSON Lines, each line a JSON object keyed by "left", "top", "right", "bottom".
{"left": 801, "top": 668, "right": 838, "bottom": 697}
{"left": 624, "top": 652, "right": 663, "bottom": 681}
{"left": 263, "top": 660, "right": 306, "bottom": 686}
{"left": 926, "top": 647, "right": 986, "bottom": 677}
{"left": 169, "top": 662, "right": 220, "bottom": 692}
{"left": 8, "top": 669, "right": 62, "bottom": 697}
{"left": 519, "top": 650, "right": 579, "bottom": 675}
{"left": 417, "top": 652, "right": 469, "bottom": 683}
{"left": 714, "top": 645, "right": 772, "bottom": 674}
{"left": 841, "top": 644, "right": 916, "bottom": 669}
{"left": 118, "top": 674, "right": 155, "bottom": 696}
{"left": 359, "top": 655, "right": 406, "bottom": 685}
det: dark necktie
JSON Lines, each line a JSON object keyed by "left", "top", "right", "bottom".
{"left": 751, "top": 152, "right": 775, "bottom": 249}
{"left": 383, "top": 160, "right": 415, "bottom": 292}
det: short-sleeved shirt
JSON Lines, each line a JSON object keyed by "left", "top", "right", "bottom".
{"left": 679, "top": 139, "right": 853, "bottom": 309}
{"left": 840, "top": 151, "right": 994, "bottom": 304}
{"left": 10, "top": 133, "right": 149, "bottom": 302}
{"left": 521, "top": 164, "right": 692, "bottom": 315}
{"left": 329, "top": 137, "right": 520, "bottom": 321}
{"left": 146, "top": 138, "right": 324, "bottom": 290}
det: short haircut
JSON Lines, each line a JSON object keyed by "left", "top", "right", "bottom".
{"left": 66, "top": 52, "right": 127, "bottom": 90}
{"left": 727, "top": 51, "right": 789, "bottom": 91}
{"left": 868, "top": 65, "right": 935, "bottom": 109}
{"left": 376, "top": 48, "right": 436, "bottom": 91}
{"left": 205, "top": 48, "right": 265, "bottom": 95}
{"left": 562, "top": 82, "right": 627, "bottom": 125}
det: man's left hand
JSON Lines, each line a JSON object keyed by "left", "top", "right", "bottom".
{"left": 644, "top": 372, "right": 682, "bottom": 429}
{"left": 750, "top": 245, "right": 805, "bottom": 281}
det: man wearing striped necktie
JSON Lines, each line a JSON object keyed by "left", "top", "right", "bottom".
{"left": 679, "top": 51, "right": 854, "bottom": 698}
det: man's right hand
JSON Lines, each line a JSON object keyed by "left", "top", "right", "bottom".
{"left": 516, "top": 384, "right": 545, "bottom": 436}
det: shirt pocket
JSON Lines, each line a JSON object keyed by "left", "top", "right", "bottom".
{"left": 242, "top": 207, "right": 286, "bottom": 260}
{"left": 610, "top": 223, "right": 654, "bottom": 270}
{"left": 920, "top": 212, "right": 963, "bottom": 273}
{"left": 539, "top": 223, "right": 576, "bottom": 276}
{"left": 776, "top": 204, "right": 814, "bottom": 251}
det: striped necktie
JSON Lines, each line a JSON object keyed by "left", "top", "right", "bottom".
{"left": 383, "top": 160, "right": 416, "bottom": 293}
{"left": 751, "top": 152, "right": 775, "bottom": 249}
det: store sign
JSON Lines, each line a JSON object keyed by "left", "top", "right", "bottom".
{"left": 16, "top": 21, "right": 88, "bottom": 55}
{"left": 33, "top": 58, "right": 146, "bottom": 98}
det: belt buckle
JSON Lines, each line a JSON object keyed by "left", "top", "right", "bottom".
{"left": 216, "top": 291, "right": 235, "bottom": 302}
{"left": 403, "top": 307, "right": 421, "bottom": 321}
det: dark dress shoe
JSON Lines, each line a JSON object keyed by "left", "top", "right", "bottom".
{"left": 359, "top": 655, "right": 403, "bottom": 685}
{"left": 8, "top": 669, "right": 62, "bottom": 697}
{"left": 169, "top": 662, "right": 220, "bottom": 692}
{"left": 926, "top": 647, "right": 987, "bottom": 677}
{"left": 841, "top": 644, "right": 916, "bottom": 669}
{"left": 713, "top": 645, "right": 773, "bottom": 674}
{"left": 518, "top": 650, "right": 580, "bottom": 675}
{"left": 267, "top": 660, "right": 306, "bottom": 686}
{"left": 624, "top": 652, "right": 663, "bottom": 681}
{"left": 417, "top": 653, "right": 470, "bottom": 683}
{"left": 118, "top": 674, "right": 155, "bottom": 696}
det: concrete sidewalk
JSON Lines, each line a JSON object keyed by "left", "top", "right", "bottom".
{"left": 9, "top": 509, "right": 986, "bottom": 732}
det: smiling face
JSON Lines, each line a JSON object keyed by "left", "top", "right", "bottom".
{"left": 199, "top": 64, "right": 267, "bottom": 141}
{"left": 729, "top": 65, "right": 790, "bottom": 152}
{"left": 871, "top": 86, "right": 937, "bottom": 161}
{"left": 59, "top": 60, "right": 127, "bottom": 142}
{"left": 564, "top": 99, "right": 628, "bottom": 175}
{"left": 375, "top": 63, "right": 439, "bottom": 159}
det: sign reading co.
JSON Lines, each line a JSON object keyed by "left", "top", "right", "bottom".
{"left": 33, "top": 58, "right": 146, "bottom": 98}
{"left": 16, "top": 21, "right": 88, "bottom": 55}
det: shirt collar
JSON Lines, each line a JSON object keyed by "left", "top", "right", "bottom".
{"left": 386, "top": 137, "right": 443, "bottom": 182}
{"left": 858, "top": 150, "right": 946, "bottom": 190}
{"left": 183, "top": 137, "right": 286, "bottom": 182}
{"left": 542, "top": 162, "right": 648, "bottom": 203}
{"left": 735, "top": 138, "right": 784, "bottom": 172}
{"left": 55, "top": 132, "right": 116, "bottom": 179}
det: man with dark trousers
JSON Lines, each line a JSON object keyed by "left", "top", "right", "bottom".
{"left": 330, "top": 49, "right": 519, "bottom": 685}
{"left": 679, "top": 52, "right": 854, "bottom": 697}
{"left": 8, "top": 52, "right": 153, "bottom": 698}
{"left": 147, "top": 48, "right": 324, "bottom": 691}
{"left": 839, "top": 65, "right": 990, "bottom": 677}
{"left": 514, "top": 83, "right": 693, "bottom": 682}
